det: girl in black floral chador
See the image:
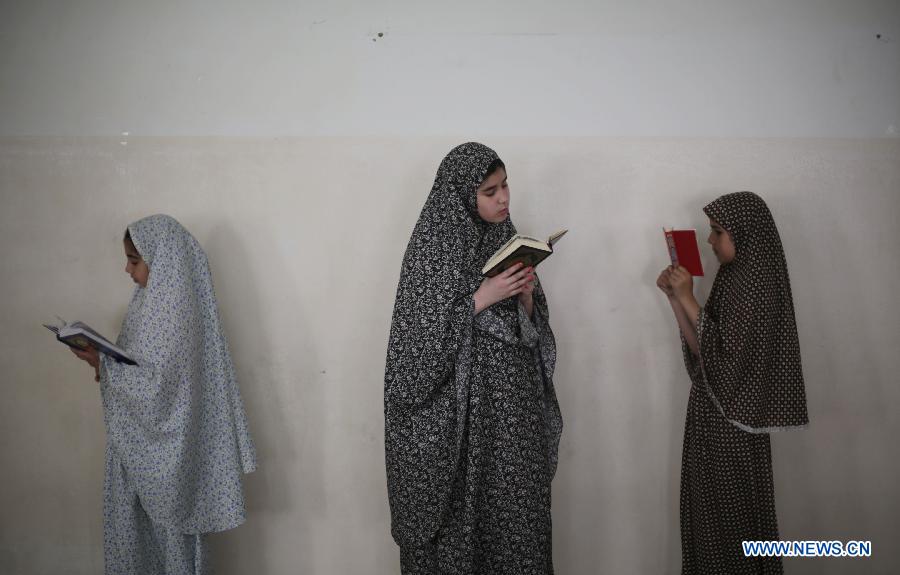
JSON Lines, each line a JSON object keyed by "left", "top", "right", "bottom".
{"left": 657, "top": 191, "right": 809, "bottom": 575}
{"left": 384, "top": 143, "right": 563, "bottom": 574}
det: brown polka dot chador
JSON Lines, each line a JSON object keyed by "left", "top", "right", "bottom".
{"left": 680, "top": 191, "right": 809, "bottom": 574}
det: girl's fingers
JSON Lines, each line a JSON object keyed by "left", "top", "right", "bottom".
{"left": 507, "top": 274, "right": 526, "bottom": 288}
{"left": 513, "top": 269, "right": 532, "bottom": 284}
{"left": 501, "top": 263, "right": 524, "bottom": 278}
{"left": 501, "top": 267, "right": 535, "bottom": 295}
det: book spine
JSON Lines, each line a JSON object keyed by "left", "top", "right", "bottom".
{"left": 664, "top": 230, "right": 679, "bottom": 266}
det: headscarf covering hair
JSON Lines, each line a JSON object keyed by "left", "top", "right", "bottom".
{"left": 384, "top": 143, "right": 561, "bottom": 547}
{"left": 102, "top": 214, "right": 256, "bottom": 533}
{"left": 693, "top": 191, "right": 808, "bottom": 432}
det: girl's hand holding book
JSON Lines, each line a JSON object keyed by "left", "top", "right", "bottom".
{"left": 518, "top": 271, "right": 536, "bottom": 318}
{"left": 474, "top": 262, "right": 535, "bottom": 314}
{"left": 669, "top": 265, "right": 694, "bottom": 300}
{"left": 71, "top": 345, "right": 101, "bottom": 382}
{"left": 656, "top": 268, "right": 675, "bottom": 297}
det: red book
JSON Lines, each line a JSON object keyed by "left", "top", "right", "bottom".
{"left": 663, "top": 228, "right": 704, "bottom": 276}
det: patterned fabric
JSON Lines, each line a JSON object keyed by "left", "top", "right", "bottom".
{"left": 680, "top": 385, "right": 782, "bottom": 575}
{"left": 697, "top": 191, "right": 808, "bottom": 432}
{"left": 678, "top": 191, "right": 807, "bottom": 574}
{"left": 104, "top": 449, "right": 210, "bottom": 574}
{"left": 99, "top": 215, "right": 256, "bottom": 553}
{"left": 384, "top": 143, "right": 562, "bottom": 574}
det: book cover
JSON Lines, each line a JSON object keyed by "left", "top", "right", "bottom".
{"left": 482, "top": 229, "right": 567, "bottom": 277}
{"left": 664, "top": 229, "right": 704, "bottom": 276}
{"left": 43, "top": 320, "right": 137, "bottom": 365}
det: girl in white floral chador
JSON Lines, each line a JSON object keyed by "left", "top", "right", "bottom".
{"left": 72, "top": 214, "right": 256, "bottom": 574}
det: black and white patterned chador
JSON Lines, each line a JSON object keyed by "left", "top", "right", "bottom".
{"left": 384, "top": 143, "right": 562, "bottom": 574}
{"left": 680, "top": 191, "right": 809, "bottom": 575}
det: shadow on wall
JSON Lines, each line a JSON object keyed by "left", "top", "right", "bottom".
{"left": 646, "top": 245, "right": 693, "bottom": 574}
{"left": 202, "top": 222, "right": 326, "bottom": 574}
{"left": 775, "top": 210, "right": 900, "bottom": 574}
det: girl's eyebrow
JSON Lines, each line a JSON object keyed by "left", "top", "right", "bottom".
{"left": 478, "top": 177, "right": 507, "bottom": 193}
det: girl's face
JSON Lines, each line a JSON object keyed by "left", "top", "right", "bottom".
{"left": 124, "top": 240, "right": 149, "bottom": 287}
{"left": 476, "top": 167, "right": 510, "bottom": 223}
{"left": 707, "top": 218, "right": 736, "bottom": 264}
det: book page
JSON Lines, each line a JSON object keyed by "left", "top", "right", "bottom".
{"left": 547, "top": 229, "right": 568, "bottom": 246}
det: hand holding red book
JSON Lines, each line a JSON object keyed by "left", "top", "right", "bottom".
{"left": 663, "top": 228, "right": 704, "bottom": 276}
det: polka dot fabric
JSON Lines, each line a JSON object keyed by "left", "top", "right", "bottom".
{"left": 100, "top": 215, "right": 257, "bottom": 572}
{"left": 680, "top": 384, "right": 782, "bottom": 575}
{"left": 678, "top": 192, "right": 808, "bottom": 574}
{"left": 698, "top": 191, "right": 808, "bottom": 432}
{"left": 384, "top": 143, "right": 562, "bottom": 573}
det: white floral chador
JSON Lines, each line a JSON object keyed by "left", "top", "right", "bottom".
{"left": 100, "top": 214, "right": 256, "bottom": 574}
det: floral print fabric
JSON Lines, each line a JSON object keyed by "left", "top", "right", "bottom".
{"left": 384, "top": 143, "right": 562, "bottom": 573}
{"left": 100, "top": 214, "right": 256, "bottom": 547}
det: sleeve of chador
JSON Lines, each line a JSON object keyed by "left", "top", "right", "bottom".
{"left": 385, "top": 248, "right": 480, "bottom": 409}
{"left": 696, "top": 305, "right": 769, "bottom": 425}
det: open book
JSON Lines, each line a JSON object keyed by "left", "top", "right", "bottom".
{"left": 663, "top": 228, "right": 704, "bottom": 276}
{"left": 482, "top": 229, "right": 568, "bottom": 277}
{"left": 43, "top": 318, "right": 137, "bottom": 365}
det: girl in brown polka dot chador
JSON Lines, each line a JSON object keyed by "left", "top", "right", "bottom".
{"left": 657, "top": 191, "right": 808, "bottom": 575}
